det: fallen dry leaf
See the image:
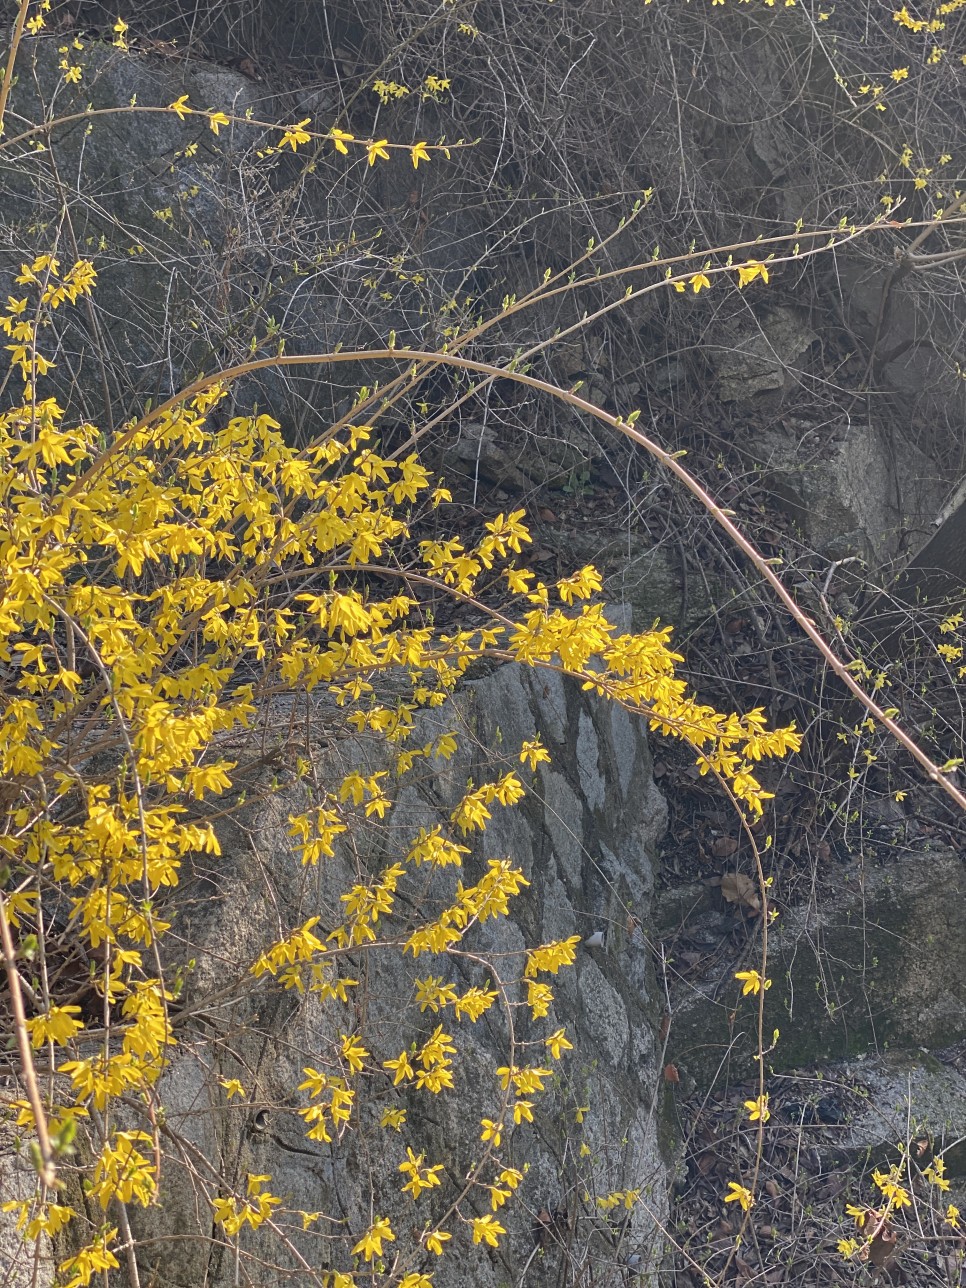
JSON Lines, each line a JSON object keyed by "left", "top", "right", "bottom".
{"left": 869, "top": 1225, "right": 898, "bottom": 1272}
{"left": 720, "top": 871, "right": 761, "bottom": 912}
{"left": 712, "top": 836, "right": 739, "bottom": 859}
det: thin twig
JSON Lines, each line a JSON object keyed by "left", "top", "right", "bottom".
{"left": 0, "top": 0, "right": 30, "bottom": 140}
{"left": 0, "top": 889, "right": 57, "bottom": 1187}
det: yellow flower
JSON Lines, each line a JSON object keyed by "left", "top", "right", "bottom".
{"left": 846, "top": 1203, "right": 869, "bottom": 1227}
{"left": 872, "top": 1167, "right": 911, "bottom": 1209}
{"left": 471, "top": 1215, "right": 506, "bottom": 1247}
{"left": 367, "top": 138, "right": 391, "bottom": 166}
{"left": 689, "top": 272, "right": 712, "bottom": 293}
{"left": 737, "top": 259, "right": 769, "bottom": 287}
{"left": 454, "top": 985, "right": 497, "bottom": 1021}
{"left": 329, "top": 128, "right": 355, "bottom": 154}
{"left": 480, "top": 1118, "right": 502, "bottom": 1146}
{"left": 28, "top": 1005, "right": 84, "bottom": 1047}
{"left": 525, "top": 936, "right": 581, "bottom": 977}
{"left": 208, "top": 111, "right": 230, "bottom": 134}
{"left": 724, "top": 1181, "right": 754, "bottom": 1211}
{"left": 520, "top": 738, "right": 551, "bottom": 770}
{"left": 399, "top": 1148, "right": 444, "bottom": 1200}
{"left": 411, "top": 141, "right": 431, "bottom": 169}
{"left": 57, "top": 1229, "right": 120, "bottom": 1286}
{"left": 743, "top": 1095, "right": 770, "bottom": 1123}
{"left": 340, "top": 1033, "right": 369, "bottom": 1073}
{"left": 383, "top": 1051, "right": 414, "bottom": 1084}
{"left": 890, "top": 67, "right": 909, "bottom": 82}
{"left": 352, "top": 1216, "right": 395, "bottom": 1261}
{"left": 925, "top": 1158, "right": 950, "bottom": 1192}
{"left": 279, "top": 119, "right": 312, "bottom": 151}
{"left": 545, "top": 1028, "right": 573, "bottom": 1059}
{"left": 219, "top": 1078, "right": 245, "bottom": 1100}
{"left": 735, "top": 969, "right": 770, "bottom": 996}
{"left": 424, "top": 1228, "right": 451, "bottom": 1255}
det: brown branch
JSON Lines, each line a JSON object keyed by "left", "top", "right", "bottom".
{"left": 0, "top": 0, "right": 30, "bottom": 140}
{"left": 0, "top": 889, "right": 57, "bottom": 1187}
{"left": 61, "top": 342, "right": 966, "bottom": 812}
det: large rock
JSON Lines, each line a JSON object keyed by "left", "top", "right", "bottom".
{"left": 0, "top": 663, "right": 670, "bottom": 1288}
{"left": 661, "top": 849, "right": 966, "bottom": 1089}
{"left": 711, "top": 306, "right": 817, "bottom": 402}
{"left": 0, "top": 1122, "right": 56, "bottom": 1288}
{"left": 0, "top": 38, "right": 486, "bottom": 432}
{"left": 826, "top": 1052, "right": 966, "bottom": 1175}
{"left": 748, "top": 418, "right": 945, "bottom": 565}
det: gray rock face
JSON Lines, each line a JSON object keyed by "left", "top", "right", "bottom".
{"left": 0, "top": 1123, "right": 56, "bottom": 1288}
{"left": 548, "top": 528, "right": 717, "bottom": 634}
{"left": 830, "top": 1052, "right": 966, "bottom": 1174}
{"left": 661, "top": 850, "right": 966, "bottom": 1089}
{"left": 0, "top": 38, "right": 488, "bottom": 434}
{"left": 1, "top": 664, "right": 670, "bottom": 1288}
{"left": 712, "top": 306, "right": 817, "bottom": 403}
{"left": 441, "top": 415, "right": 609, "bottom": 493}
{"left": 0, "top": 39, "right": 267, "bottom": 420}
{"left": 749, "top": 418, "right": 946, "bottom": 565}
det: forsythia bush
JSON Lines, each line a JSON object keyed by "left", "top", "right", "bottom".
{"left": 0, "top": 257, "right": 801, "bottom": 1285}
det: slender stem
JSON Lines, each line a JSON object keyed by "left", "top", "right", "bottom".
{"left": 0, "top": 889, "right": 57, "bottom": 1187}
{"left": 0, "top": 0, "right": 30, "bottom": 139}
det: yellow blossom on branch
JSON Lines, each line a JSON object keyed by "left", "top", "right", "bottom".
{"left": 471, "top": 1215, "right": 506, "bottom": 1247}
{"left": 724, "top": 1181, "right": 755, "bottom": 1211}
{"left": 352, "top": 1216, "right": 395, "bottom": 1261}
{"left": 743, "top": 1094, "right": 770, "bottom": 1123}
{"left": 398, "top": 1148, "right": 444, "bottom": 1200}
{"left": 737, "top": 259, "right": 770, "bottom": 287}
{"left": 27, "top": 1005, "right": 84, "bottom": 1047}
{"left": 735, "top": 969, "right": 771, "bottom": 996}
{"left": 367, "top": 138, "right": 390, "bottom": 166}
{"left": 329, "top": 128, "right": 355, "bottom": 154}
{"left": 424, "top": 1228, "right": 451, "bottom": 1254}
{"left": 279, "top": 118, "right": 312, "bottom": 151}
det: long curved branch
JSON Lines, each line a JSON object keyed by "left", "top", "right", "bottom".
{"left": 64, "top": 345, "right": 966, "bottom": 813}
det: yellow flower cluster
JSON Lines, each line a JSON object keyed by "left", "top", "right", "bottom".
{"left": 0, "top": 253, "right": 802, "bottom": 1281}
